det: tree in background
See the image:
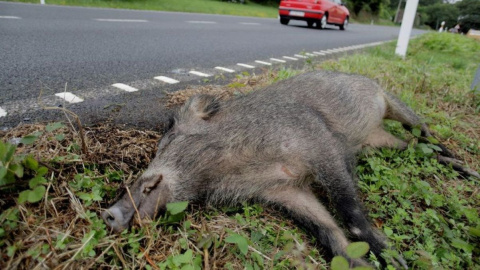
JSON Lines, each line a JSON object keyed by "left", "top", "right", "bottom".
{"left": 420, "top": 3, "right": 459, "bottom": 30}
{"left": 248, "top": 0, "right": 280, "bottom": 5}
{"left": 369, "top": 0, "right": 383, "bottom": 15}
{"left": 350, "top": 0, "right": 365, "bottom": 16}
{"left": 389, "top": 0, "right": 442, "bottom": 11}
{"left": 249, "top": 0, "right": 480, "bottom": 32}
{"left": 349, "top": 0, "right": 386, "bottom": 16}
{"left": 456, "top": 0, "right": 480, "bottom": 32}
{"left": 420, "top": 0, "right": 443, "bottom": 6}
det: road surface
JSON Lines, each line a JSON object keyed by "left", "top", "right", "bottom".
{"left": 0, "top": 2, "right": 426, "bottom": 129}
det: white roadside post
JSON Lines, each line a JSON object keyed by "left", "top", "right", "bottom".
{"left": 40, "top": 0, "right": 45, "bottom": 4}
{"left": 395, "top": 0, "right": 419, "bottom": 58}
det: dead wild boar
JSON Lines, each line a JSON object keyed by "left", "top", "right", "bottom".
{"left": 102, "top": 71, "right": 476, "bottom": 268}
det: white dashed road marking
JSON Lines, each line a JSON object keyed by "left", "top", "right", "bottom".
{"left": 154, "top": 76, "right": 179, "bottom": 84}
{"left": 95, "top": 19, "right": 148, "bottom": 22}
{"left": 270, "top": 58, "right": 286, "bottom": 63}
{"left": 0, "top": 40, "right": 395, "bottom": 121}
{"left": 112, "top": 83, "right": 139, "bottom": 92}
{"left": 0, "top": 16, "right": 21, "bottom": 19}
{"left": 186, "top": 21, "right": 216, "bottom": 24}
{"left": 255, "top": 60, "right": 272, "bottom": 66}
{"left": 240, "top": 22, "right": 260, "bottom": 25}
{"left": 55, "top": 92, "right": 84, "bottom": 103}
{"left": 215, "top": 67, "right": 235, "bottom": 73}
{"left": 0, "top": 107, "right": 7, "bottom": 117}
{"left": 237, "top": 63, "right": 255, "bottom": 69}
{"left": 189, "top": 71, "right": 211, "bottom": 77}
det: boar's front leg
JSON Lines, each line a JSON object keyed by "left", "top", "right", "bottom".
{"left": 260, "top": 186, "right": 370, "bottom": 267}
{"left": 317, "top": 157, "right": 408, "bottom": 269}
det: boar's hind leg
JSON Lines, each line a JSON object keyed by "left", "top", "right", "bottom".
{"left": 384, "top": 92, "right": 480, "bottom": 179}
{"left": 363, "top": 127, "right": 408, "bottom": 150}
{"left": 261, "top": 186, "right": 370, "bottom": 267}
{"left": 384, "top": 92, "right": 454, "bottom": 157}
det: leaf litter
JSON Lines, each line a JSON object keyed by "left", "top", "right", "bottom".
{"left": 0, "top": 70, "right": 324, "bottom": 269}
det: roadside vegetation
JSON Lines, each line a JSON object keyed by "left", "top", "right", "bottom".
{"left": 7, "top": 0, "right": 480, "bottom": 31}
{"left": 1, "top": 33, "right": 479, "bottom": 269}
{"left": 7, "top": 0, "right": 278, "bottom": 18}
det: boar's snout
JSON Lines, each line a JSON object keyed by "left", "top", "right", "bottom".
{"left": 102, "top": 206, "right": 130, "bottom": 232}
{"left": 102, "top": 173, "right": 172, "bottom": 232}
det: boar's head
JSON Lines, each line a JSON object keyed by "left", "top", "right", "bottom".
{"left": 101, "top": 166, "right": 172, "bottom": 232}
{"left": 102, "top": 95, "right": 219, "bottom": 232}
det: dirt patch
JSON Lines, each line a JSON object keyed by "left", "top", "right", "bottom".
{"left": 165, "top": 72, "right": 278, "bottom": 108}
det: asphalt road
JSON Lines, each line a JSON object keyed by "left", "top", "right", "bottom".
{"left": 0, "top": 2, "right": 426, "bottom": 129}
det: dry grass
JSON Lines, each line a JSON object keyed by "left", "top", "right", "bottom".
{"left": 0, "top": 69, "right": 327, "bottom": 270}
{"left": 0, "top": 122, "right": 160, "bottom": 269}
{"left": 165, "top": 72, "right": 279, "bottom": 108}
{"left": 1, "top": 38, "right": 479, "bottom": 268}
{"left": 0, "top": 119, "right": 324, "bottom": 269}
{"left": 2, "top": 123, "right": 160, "bottom": 171}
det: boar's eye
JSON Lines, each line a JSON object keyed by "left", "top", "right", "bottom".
{"left": 143, "top": 175, "right": 163, "bottom": 194}
{"left": 143, "top": 186, "right": 153, "bottom": 194}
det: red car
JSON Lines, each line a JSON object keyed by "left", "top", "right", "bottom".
{"left": 279, "top": 0, "right": 350, "bottom": 30}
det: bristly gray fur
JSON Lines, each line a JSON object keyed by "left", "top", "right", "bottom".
{"left": 102, "top": 70, "right": 476, "bottom": 269}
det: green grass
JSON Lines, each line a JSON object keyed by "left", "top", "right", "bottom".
{"left": 6, "top": 0, "right": 402, "bottom": 27}
{"left": 319, "top": 33, "right": 480, "bottom": 269}
{"left": 7, "top": 0, "right": 279, "bottom": 18}
{"left": 1, "top": 33, "right": 479, "bottom": 269}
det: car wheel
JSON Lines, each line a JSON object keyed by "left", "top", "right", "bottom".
{"left": 317, "top": 14, "right": 328, "bottom": 29}
{"left": 340, "top": 17, "right": 348, "bottom": 30}
{"left": 280, "top": 17, "right": 289, "bottom": 25}
{"left": 307, "top": 21, "right": 314, "bottom": 28}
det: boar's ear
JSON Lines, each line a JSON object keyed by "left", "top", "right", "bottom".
{"left": 161, "top": 110, "right": 176, "bottom": 133}
{"left": 181, "top": 94, "right": 220, "bottom": 121}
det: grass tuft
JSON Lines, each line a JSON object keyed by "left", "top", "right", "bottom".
{"left": 6, "top": 0, "right": 279, "bottom": 18}
{"left": 1, "top": 33, "right": 479, "bottom": 269}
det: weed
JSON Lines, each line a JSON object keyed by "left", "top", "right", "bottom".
{"left": 274, "top": 68, "right": 301, "bottom": 82}
{"left": 331, "top": 242, "right": 372, "bottom": 270}
{"left": 1, "top": 33, "right": 479, "bottom": 269}
{"left": 8, "top": 0, "right": 279, "bottom": 18}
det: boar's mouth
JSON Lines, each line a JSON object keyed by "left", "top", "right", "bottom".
{"left": 102, "top": 183, "right": 168, "bottom": 232}
{"left": 102, "top": 172, "right": 171, "bottom": 232}
{"left": 102, "top": 202, "right": 167, "bottom": 232}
